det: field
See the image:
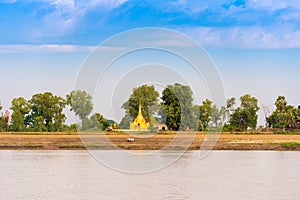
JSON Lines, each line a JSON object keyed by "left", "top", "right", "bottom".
{"left": 0, "top": 131, "right": 300, "bottom": 151}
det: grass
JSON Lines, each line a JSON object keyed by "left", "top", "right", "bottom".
{"left": 58, "top": 145, "right": 83, "bottom": 149}
{"left": 116, "top": 144, "right": 126, "bottom": 149}
{"left": 230, "top": 131, "right": 264, "bottom": 135}
{"left": 24, "top": 142, "right": 43, "bottom": 148}
{"left": 0, "top": 142, "right": 43, "bottom": 148}
{"left": 86, "top": 144, "right": 103, "bottom": 148}
{"left": 281, "top": 142, "right": 300, "bottom": 148}
{"left": 8, "top": 131, "right": 78, "bottom": 135}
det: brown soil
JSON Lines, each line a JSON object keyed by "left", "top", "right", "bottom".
{"left": 0, "top": 132, "right": 299, "bottom": 151}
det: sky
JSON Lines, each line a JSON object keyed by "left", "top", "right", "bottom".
{"left": 0, "top": 0, "right": 299, "bottom": 125}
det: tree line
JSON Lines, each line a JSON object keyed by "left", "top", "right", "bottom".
{"left": 0, "top": 90, "right": 108, "bottom": 132}
{"left": 0, "top": 84, "right": 299, "bottom": 132}
{"left": 119, "top": 84, "right": 300, "bottom": 132}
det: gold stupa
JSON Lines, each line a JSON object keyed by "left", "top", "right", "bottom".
{"left": 130, "top": 103, "right": 150, "bottom": 130}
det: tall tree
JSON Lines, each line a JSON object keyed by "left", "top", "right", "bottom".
{"left": 0, "top": 102, "right": 10, "bottom": 131}
{"left": 122, "top": 85, "right": 159, "bottom": 122}
{"left": 0, "top": 101, "right": 4, "bottom": 131}
{"left": 262, "top": 105, "right": 271, "bottom": 128}
{"left": 275, "top": 96, "right": 287, "bottom": 112}
{"left": 229, "top": 94, "right": 259, "bottom": 131}
{"left": 67, "top": 90, "right": 93, "bottom": 126}
{"left": 211, "top": 105, "right": 225, "bottom": 128}
{"left": 296, "top": 107, "right": 300, "bottom": 128}
{"left": 0, "top": 118, "right": 5, "bottom": 132}
{"left": 225, "top": 97, "right": 236, "bottom": 122}
{"left": 198, "top": 99, "right": 212, "bottom": 131}
{"left": 10, "top": 97, "right": 31, "bottom": 131}
{"left": 161, "top": 83, "right": 197, "bottom": 130}
{"left": 160, "top": 86, "right": 181, "bottom": 131}
{"left": 29, "top": 92, "right": 67, "bottom": 132}
{"left": 267, "top": 96, "right": 298, "bottom": 130}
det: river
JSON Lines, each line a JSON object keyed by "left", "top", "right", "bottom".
{"left": 0, "top": 150, "right": 299, "bottom": 200}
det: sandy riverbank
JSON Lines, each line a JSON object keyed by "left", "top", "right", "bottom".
{"left": 0, "top": 132, "right": 300, "bottom": 150}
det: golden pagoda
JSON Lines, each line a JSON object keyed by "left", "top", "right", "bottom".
{"left": 130, "top": 103, "right": 150, "bottom": 130}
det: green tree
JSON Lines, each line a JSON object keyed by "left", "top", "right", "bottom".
{"left": 160, "top": 86, "right": 181, "bottom": 130}
{"left": 10, "top": 97, "right": 31, "bottom": 131}
{"left": 0, "top": 102, "right": 10, "bottom": 132}
{"left": 211, "top": 105, "right": 225, "bottom": 127}
{"left": 29, "top": 92, "right": 67, "bottom": 132}
{"left": 0, "top": 118, "right": 4, "bottom": 131}
{"left": 32, "top": 116, "right": 47, "bottom": 132}
{"left": 225, "top": 97, "right": 236, "bottom": 122}
{"left": 67, "top": 90, "right": 93, "bottom": 126}
{"left": 198, "top": 99, "right": 212, "bottom": 131}
{"left": 80, "top": 113, "right": 109, "bottom": 131}
{"left": 296, "top": 107, "right": 300, "bottom": 128}
{"left": 0, "top": 101, "right": 4, "bottom": 131}
{"left": 90, "top": 113, "right": 109, "bottom": 130}
{"left": 222, "top": 98, "right": 236, "bottom": 131}
{"left": 81, "top": 117, "right": 93, "bottom": 131}
{"left": 122, "top": 85, "right": 159, "bottom": 122}
{"left": 267, "top": 96, "right": 298, "bottom": 130}
{"left": 119, "top": 115, "right": 131, "bottom": 129}
{"left": 229, "top": 94, "right": 259, "bottom": 131}
{"left": 161, "top": 83, "right": 197, "bottom": 131}
{"left": 275, "top": 96, "right": 287, "bottom": 111}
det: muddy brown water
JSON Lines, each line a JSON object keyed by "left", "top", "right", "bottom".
{"left": 0, "top": 150, "right": 299, "bottom": 200}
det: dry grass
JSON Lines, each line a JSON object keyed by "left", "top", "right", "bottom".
{"left": 0, "top": 132, "right": 299, "bottom": 150}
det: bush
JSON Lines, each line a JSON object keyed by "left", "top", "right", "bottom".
{"left": 222, "top": 123, "right": 234, "bottom": 132}
{"left": 68, "top": 124, "right": 78, "bottom": 132}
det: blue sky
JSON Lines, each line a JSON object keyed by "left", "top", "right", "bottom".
{"left": 0, "top": 0, "right": 299, "bottom": 124}
{"left": 1, "top": 0, "right": 300, "bottom": 47}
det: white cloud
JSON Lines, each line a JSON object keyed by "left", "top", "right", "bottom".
{"left": 0, "top": 44, "right": 94, "bottom": 53}
{"left": 32, "top": 0, "right": 128, "bottom": 37}
{"left": 249, "top": 0, "right": 300, "bottom": 10}
{"left": 91, "top": 0, "right": 128, "bottom": 8}
{"left": 0, "top": 44, "right": 129, "bottom": 53}
{"left": 142, "top": 39, "right": 194, "bottom": 47}
{"left": 248, "top": 0, "right": 288, "bottom": 10}
{"left": 182, "top": 26, "right": 300, "bottom": 49}
{"left": 47, "top": 0, "right": 127, "bottom": 12}
{"left": 136, "top": 33, "right": 196, "bottom": 47}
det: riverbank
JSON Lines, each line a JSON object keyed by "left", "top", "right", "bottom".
{"left": 0, "top": 132, "right": 300, "bottom": 150}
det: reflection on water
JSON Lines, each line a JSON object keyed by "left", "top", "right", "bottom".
{"left": 0, "top": 150, "right": 299, "bottom": 200}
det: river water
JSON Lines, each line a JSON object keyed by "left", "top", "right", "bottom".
{"left": 0, "top": 150, "right": 299, "bottom": 200}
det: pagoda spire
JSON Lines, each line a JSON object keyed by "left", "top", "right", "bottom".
{"left": 138, "top": 102, "right": 142, "bottom": 114}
